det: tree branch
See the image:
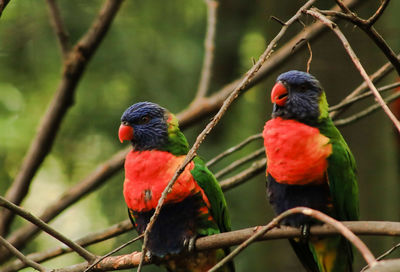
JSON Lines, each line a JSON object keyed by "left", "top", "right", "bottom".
{"left": 334, "top": 91, "right": 400, "bottom": 127}
{"left": 329, "top": 82, "right": 400, "bottom": 112}
{"left": 0, "top": 196, "right": 96, "bottom": 263}
{"left": 215, "top": 147, "right": 264, "bottom": 179}
{"left": 0, "top": 236, "right": 48, "bottom": 272}
{"left": 0, "top": 0, "right": 125, "bottom": 237}
{"left": 206, "top": 133, "right": 262, "bottom": 167}
{"left": 194, "top": 0, "right": 219, "bottom": 101}
{"left": 327, "top": 1, "right": 400, "bottom": 75}
{"left": 46, "top": 0, "right": 71, "bottom": 59}
{"left": 51, "top": 220, "right": 400, "bottom": 272}
{"left": 2, "top": 220, "right": 133, "bottom": 272}
{"left": 305, "top": 8, "right": 400, "bottom": 133}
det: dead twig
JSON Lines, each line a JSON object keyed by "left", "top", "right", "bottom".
{"left": 194, "top": 0, "right": 219, "bottom": 100}
{"left": 206, "top": 133, "right": 262, "bottom": 167}
{"left": 215, "top": 147, "right": 264, "bottom": 179}
{"left": 2, "top": 220, "right": 132, "bottom": 272}
{"left": 0, "top": 236, "right": 48, "bottom": 272}
{"left": 83, "top": 234, "right": 144, "bottom": 272}
{"left": 334, "top": 91, "right": 400, "bottom": 127}
{"left": 45, "top": 0, "right": 70, "bottom": 59}
{"left": 329, "top": 82, "right": 400, "bottom": 112}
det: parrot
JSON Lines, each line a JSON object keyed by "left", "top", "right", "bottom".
{"left": 118, "top": 102, "right": 234, "bottom": 272}
{"left": 263, "top": 70, "right": 359, "bottom": 272}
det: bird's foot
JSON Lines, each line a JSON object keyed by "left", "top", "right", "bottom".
{"left": 145, "top": 250, "right": 153, "bottom": 261}
{"left": 183, "top": 235, "right": 198, "bottom": 253}
{"left": 300, "top": 224, "right": 310, "bottom": 243}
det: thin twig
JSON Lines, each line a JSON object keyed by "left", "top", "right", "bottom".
{"left": 0, "top": 196, "right": 96, "bottom": 262}
{"left": 194, "top": 0, "right": 219, "bottom": 100}
{"left": 329, "top": 82, "right": 400, "bottom": 112}
{"left": 0, "top": 0, "right": 125, "bottom": 238}
{"left": 334, "top": 92, "right": 400, "bottom": 127}
{"left": 2, "top": 220, "right": 132, "bottom": 272}
{"left": 328, "top": 1, "right": 400, "bottom": 75}
{"left": 208, "top": 207, "right": 377, "bottom": 272}
{"left": 206, "top": 133, "right": 262, "bottom": 167}
{"left": 46, "top": 0, "right": 70, "bottom": 59}
{"left": 215, "top": 147, "right": 264, "bottom": 179}
{"left": 83, "top": 234, "right": 144, "bottom": 272}
{"left": 136, "top": 1, "right": 318, "bottom": 270}
{"left": 0, "top": 236, "right": 48, "bottom": 272}
{"left": 366, "top": 0, "right": 390, "bottom": 26}
{"left": 306, "top": 41, "right": 312, "bottom": 73}
{"left": 330, "top": 54, "right": 398, "bottom": 119}
{"left": 361, "top": 241, "right": 400, "bottom": 271}
{"left": 305, "top": 8, "right": 400, "bottom": 133}
{"left": 220, "top": 158, "right": 266, "bottom": 191}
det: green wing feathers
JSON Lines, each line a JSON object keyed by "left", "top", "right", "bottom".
{"left": 319, "top": 119, "right": 359, "bottom": 221}
{"left": 191, "top": 156, "right": 231, "bottom": 234}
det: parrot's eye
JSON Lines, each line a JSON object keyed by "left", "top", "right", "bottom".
{"left": 138, "top": 116, "right": 150, "bottom": 125}
{"left": 299, "top": 84, "right": 308, "bottom": 92}
{"left": 122, "top": 121, "right": 129, "bottom": 126}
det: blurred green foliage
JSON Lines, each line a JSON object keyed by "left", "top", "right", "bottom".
{"left": 1, "top": 0, "right": 400, "bottom": 271}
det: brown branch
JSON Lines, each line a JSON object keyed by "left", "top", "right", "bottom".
{"left": 136, "top": 1, "right": 318, "bottom": 270}
{"left": 0, "top": 196, "right": 96, "bottom": 263}
{"left": 329, "top": 82, "right": 400, "bottom": 112}
{"left": 194, "top": 0, "right": 219, "bottom": 100}
{"left": 334, "top": 91, "right": 400, "bottom": 127}
{"left": 2, "top": 220, "right": 132, "bottom": 272}
{"left": 327, "top": 1, "right": 400, "bottom": 75}
{"left": 0, "top": 0, "right": 10, "bottom": 18}
{"left": 209, "top": 207, "right": 376, "bottom": 272}
{"left": 361, "top": 241, "right": 400, "bottom": 271}
{"left": 46, "top": 0, "right": 71, "bottom": 59}
{"left": 305, "top": 8, "right": 400, "bottom": 133}
{"left": 0, "top": 236, "right": 48, "bottom": 272}
{"left": 220, "top": 158, "right": 266, "bottom": 191}
{"left": 83, "top": 234, "right": 144, "bottom": 272}
{"left": 330, "top": 54, "right": 398, "bottom": 119}
{"left": 0, "top": 0, "right": 125, "bottom": 237}
{"left": 206, "top": 133, "right": 262, "bottom": 167}
{"left": 52, "top": 220, "right": 400, "bottom": 272}
{"left": 0, "top": 149, "right": 128, "bottom": 264}
{"left": 215, "top": 147, "right": 264, "bottom": 179}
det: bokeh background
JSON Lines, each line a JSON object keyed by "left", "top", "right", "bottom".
{"left": 0, "top": 0, "right": 400, "bottom": 271}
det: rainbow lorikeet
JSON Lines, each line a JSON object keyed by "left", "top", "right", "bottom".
{"left": 118, "top": 102, "right": 234, "bottom": 272}
{"left": 263, "top": 71, "right": 359, "bottom": 272}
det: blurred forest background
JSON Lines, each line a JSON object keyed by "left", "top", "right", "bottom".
{"left": 0, "top": 0, "right": 400, "bottom": 271}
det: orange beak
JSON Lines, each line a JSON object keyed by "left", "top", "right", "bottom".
{"left": 118, "top": 124, "right": 134, "bottom": 143}
{"left": 271, "top": 81, "right": 288, "bottom": 106}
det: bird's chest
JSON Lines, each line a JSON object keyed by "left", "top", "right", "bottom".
{"left": 263, "top": 118, "right": 332, "bottom": 185}
{"left": 123, "top": 150, "right": 202, "bottom": 212}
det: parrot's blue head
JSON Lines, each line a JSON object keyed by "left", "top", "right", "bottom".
{"left": 119, "top": 102, "right": 169, "bottom": 150}
{"left": 270, "top": 70, "right": 327, "bottom": 124}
